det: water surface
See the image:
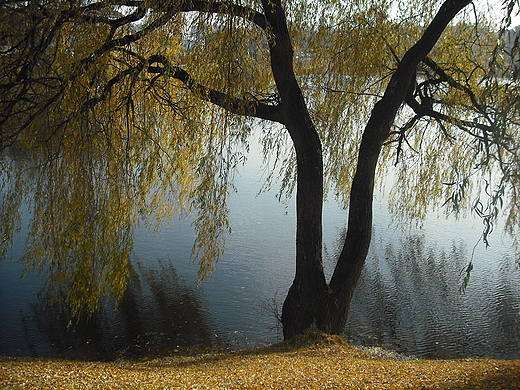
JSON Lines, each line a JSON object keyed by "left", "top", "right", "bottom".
{"left": 1, "top": 144, "right": 519, "bottom": 360}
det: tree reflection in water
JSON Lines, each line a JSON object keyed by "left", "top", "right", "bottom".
{"left": 26, "top": 260, "right": 227, "bottom": 361}
{"left": 345, "top": 234, "right": 520, "bottom": 359}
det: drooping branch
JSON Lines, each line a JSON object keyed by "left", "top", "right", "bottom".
{"left": 178, "top": 0, "right": 268, "bottom": 30}
{"left": 0, "top": 0, "right": 274, "bottom": 149}
{"left": 147, "top": 55, "right": 283, "bottom": 122}
{"left": 82, "top": 64, "right": 146, "bottom": 112}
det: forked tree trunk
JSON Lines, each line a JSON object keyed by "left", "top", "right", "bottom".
{"left": 262, "top": 0, "right": 471, "bottom": 339}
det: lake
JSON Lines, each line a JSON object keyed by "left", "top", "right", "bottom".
{"left": 1, "top": 142, "right": 519, "bottom": 360}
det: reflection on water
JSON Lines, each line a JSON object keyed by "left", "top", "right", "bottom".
{"left": 345, "top": 234, "right": 520, "bottom": 359}
{"left": 11, "top": 261, "right": 226, "bottom": 361}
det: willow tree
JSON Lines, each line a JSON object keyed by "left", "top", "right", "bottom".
{"left": 1, "top": 0, "right": 519, "bottom": 338}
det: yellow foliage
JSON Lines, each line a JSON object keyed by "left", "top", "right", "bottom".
{"left": 0, "top": 0, "right": 518, "bottom": 317}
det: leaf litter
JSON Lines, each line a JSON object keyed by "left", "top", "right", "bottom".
{"left": 1, "top": 331, "right": 519, "bottom": 389}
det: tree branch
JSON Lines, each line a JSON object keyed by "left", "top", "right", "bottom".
{"left": 178, "top": 0, "right": 268, "bottom": 30}
{"left": 147, "top": 55, "right": 282, "bottom": 122}
{"left": 403, "top": 55, "right": 520, "bottom": 151}
{"left": 422, "top": 56, "right": 493, "bottom": 124}
{"left": 404, "top": 89, "right": 491, "bottom": 138}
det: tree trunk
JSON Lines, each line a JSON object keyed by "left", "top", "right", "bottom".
{"left": 325, "top": 0, "right": 473, "bottom": 336}
{"left": 264, "top": 0, "right": 471, "bottom": 339}
{"left": 259, "top": 0, "right": 329, "bottom": 339}
{"left": 280, "top": 127, "right": 329, "bottom": 339}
